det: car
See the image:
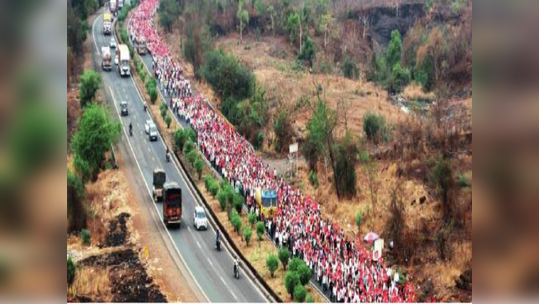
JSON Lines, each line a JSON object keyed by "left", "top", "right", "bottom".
{"left": 114, "top": 54, "right": 118, "bottom": 65}
{"left": 110, "top": 37, "right": 117, "bottom": 48}
{"left": 120, "top": 101, "right": 128, "bottom": 116}
{"left": 193, "top": 206, "right": 208, "bottom": 230}
{"left": 144, "top": 120, "right": 158, "bottom": 141}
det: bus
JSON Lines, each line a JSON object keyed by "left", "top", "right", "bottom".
{"left": 254, "top": 188, "right": 278, "bottom": 220}
{"left": 163, "top": 182, "right": 182, "bottom": 227}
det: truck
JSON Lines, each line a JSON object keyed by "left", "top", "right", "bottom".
{"left": 110, "top": 0, "right": 118, "bottom": 14}
{"left": 101, "top": 46, "right": 112, "bottom": 71}
{"left": 118, "top": 44, "right": 130, "bottom": 77}
{"left": 254, "top": 188, "right": 278, "bottom": 220}
{"left": 135, "top": 36, "right": 148, "bottom": 55}
{"left": 103, "top": 12, "right": 112, "bottom": 35}
{"left": 118, "top": 0, "right": 124, "bottom": 9}
{"left": 152, "top": 169, "right": 166, "bottom": 202}
{"left": 163, "top": 182, "right": 182, "bottom": 227}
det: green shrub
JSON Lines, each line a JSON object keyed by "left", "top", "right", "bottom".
{"left": 148, "top": 86, "right": 158, "bottom": 104}
{"left": 183, "top": 140, "right": 194, "bottom": 154}
{"left": 187, "top": 149, "right": 198, "bottom": 165}
{"left": 355, "top": 211, "right": 362, "bottom": 230}
{"left": 165, "top": 114, "right": 172, "bottom": 128}
{"left": 231, "top": 213, "right": 242, "bottom": 234}
{"left": 285, "top": 271, "right": 300, "bottom": 297}
{"left": 298, "top": 36, "right": 315, "bottom": 67}
{"left": 308, "top": 171, "right": 319, "bottom": 188}
{"left": 208, "top": 180, "right": 219, "bottom": 197}
{"left": 389, "top": 63, "right": 411, "bottom": 93}
{"left": 67, "top": 257, "right": 76, "bottom": 286}
{"left": 160, "top": 102, "right": 168, "bottom": 120}
{"left": 233, "top": 193, "right": 244, "bottom": 214}
{"left": 297, "top": 263, "right": 312, "bottom": 285}
{"left": 256, "top": 221, "right": 265, "bottom": 241}
{"left": 175, "top": 129, "right": 188, "bottom": 153}
{"left": 457, "top": 173, "right": 471, "bottom": 188}
{"left": 343, "top": 57, "right": 358, "bottom": 79}
{"left": 194, "top": 157, "right": 204, "bottom": 180}
{"left": 78, "top": 70, "right": 101, "bottom": 108}
{"left": 278, "top": 248, "right": 290, "bottom": 270}
{"left": 363, "top": 113, "right": 387, "bottom": 144}
{"left": 305, "top": 293, "right": 315, "bottom": 303}
{"left": 288, "top": 257, "right": 302, "bottom": 272}
{"left": 80, "top": 229, "right": 91, "bottom": 245}
{"left": 247, "top": 212, "right": 256, "bottom": 227}
{"left": 204, "top": 175, "right": 213, "bottom": 191}
{"left": 294, "top": 284, "right": 307, "bottom": 302}
{"left": 255, "top": 131, "right": 264, "bottom": 149}
{"left": 217, "top": 189, "right": 227, "bottom": 211}
{"left": 266, "top": 254, "right": 279, "bottom": 277}
{"left": 243, "top": 226, "right": 252, "bottom": 246}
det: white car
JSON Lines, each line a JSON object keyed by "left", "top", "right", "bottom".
{"left": 144, "top": 120, "right": 158, "bottom": 141}
{"left": 110, "top": 37, "right": 117, "bottom": 48}
{"left": 193, "top": 206, "right": 208, "bottom": 230}
{"left": 114, "top": 54, "right": 119, "bottom": 65}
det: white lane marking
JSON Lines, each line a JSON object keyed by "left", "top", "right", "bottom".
{"left": 187, "top": 226, "right": 191, "bottom": 232}
{"left": 92, "top": 14, "right": 101, "bottom": 55}
{"left": 207, "top": 258, "right": 213, "bottom": 267}
{"left": 108, "top": 86, "right": 210, "bottom": 303}
{"left": 196, "top": 241, "right": 202, "bottom": 250}
{"left": 152, "top": 156, "right": 155, "bottom": 162}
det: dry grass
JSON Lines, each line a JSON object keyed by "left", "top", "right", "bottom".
{"left": 72, "top": 267, "right": 112, "bottom": 302}
{"left": 402, "top": 83, "right": 436, "bottom": 102}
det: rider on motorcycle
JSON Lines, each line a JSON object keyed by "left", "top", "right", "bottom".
{"left": 129, "top": 122, "right": 133, "bottom": 135}
{"left": 216, "top": 229, "right": 221, "bottom": 250}
{"left": 233, "top": 257, "right": 240, "bottom": 278}
{"left": 166, "top": 147, "right": 170, "bottom": 161}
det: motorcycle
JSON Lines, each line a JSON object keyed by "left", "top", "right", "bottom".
{"left": 215, "top": 238, "right": 221, "bottom": 251}
{"left": 143, "top": 104, "right": 147, "bottom": 112}
{"left": 233, "top": 260, "right": 240, "bottom": 279}
{"left": 129, "top": 124, "right": 133, "bottom": 136}
{"left": 166, "top": 150, "right": 171, "bottom": 162}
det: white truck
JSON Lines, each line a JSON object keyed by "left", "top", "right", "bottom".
{"left": 118, "top": 44, "right": 131, "bottom": 77}
{"left": 110, "top": 0, "right": 118, "bottom": 14}
{"left": 101, "top": 46, "right": 112, "bottom": 71}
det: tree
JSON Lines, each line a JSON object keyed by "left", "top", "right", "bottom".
{"left": 237, "top": 1, "right": 249, "bottom": 44}
{"left": 268, "top": 5, "right": 276, "bottom": 36}
{"left": 68, "top": 1, "right": 88, "bottom": 56}
{"left": 363, "top": 113, "right": 386, "bottom": 145}
{"left": 233, "top": 193, "right": 244, "bottom": 214}
{"left": 343, "top": 57, "right": 358, "bottom": 79}
{"left": 217, "top": 188, "right": 227, "bottom": 211}
{"left": 68, "top": 169, "right": 87, "bottom": 232}
{"left": 243, "top": 226, "right": 253, "bottom": 246}
{"left": 305, "top": 99, "right": 340, "bottom": 198}
{"left": 286, "top": 12, "right": 300, "bottom": 45}
{"left": 231, "top": 213, "right": 242, "bottom": 234}
{"left": 165, "top": 114, "right": 172, "bottom": 128}
{"left": 285, "top": 271, "right": 300, "bottom": 297}
{"left": 70, "top": 104, "right": 121, "bottom": 181}
{"left": 78, "top": 70, "right": 101, "bottom": 108}
{"left": 278, "top": 248, "right": 290, "bottom": 270}
{"left": 158, "top": 0, "right": 180, "bottom": 32}
{"left": 334, "top": 131, "right": 358, "bottom": 198}
{"left": 273, "top": 110, "right": 293, "bottom": 153}
{"left": 195, "top": 157, "right": 204, "bottom": 180}
{"left": 389, "top": 63, "right": 411, "bottom": 93}
{"left": 81, "top": 229, "right": 91, "bottom": 245}
{"left": 266, "top": 254, "right": 279, "bottom": 277}
{"left": 256, "top": 221, "right": 265, "bottom": 241}
{"left": 387, "top": 30, "right": 403, "bottom": 69}
{"left": 294, "top": 284, "right": 307, "bottom": 302}
{"left": 297, "top": 263, "right": 312, "bottom": 285}
{"left": 431, "top": 155, "right": 455, "bottom": 222}
{"left": 175, "top": 129, "right": 189, "bottom": 153}
{"left": 298, "top": 36, "right": 315, "bottom": 67}
{"left": 318, "top": 13, "right": 333, "bottom": 50}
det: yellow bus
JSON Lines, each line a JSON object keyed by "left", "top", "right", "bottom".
{"left": 254, "top": 188, "right": 278, "bottom": 220}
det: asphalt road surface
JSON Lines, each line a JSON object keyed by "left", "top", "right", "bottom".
{"left": 91, "top": 12, "right": 268, "bottom": 303}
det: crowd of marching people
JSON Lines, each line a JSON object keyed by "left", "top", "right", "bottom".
{"left": 129, "top": 0, "right": 417, "bottom": 302}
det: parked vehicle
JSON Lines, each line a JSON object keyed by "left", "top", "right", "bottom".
{"left": 163, "top": 182, "right": 182, "bottom": 227}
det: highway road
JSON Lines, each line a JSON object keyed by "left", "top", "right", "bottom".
{"left": 91, "top": 12, "right": 268, "bottom": 303}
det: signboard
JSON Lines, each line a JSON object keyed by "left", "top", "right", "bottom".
{"left": 289, "top": 143, "right": 298, "bottom": 154}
